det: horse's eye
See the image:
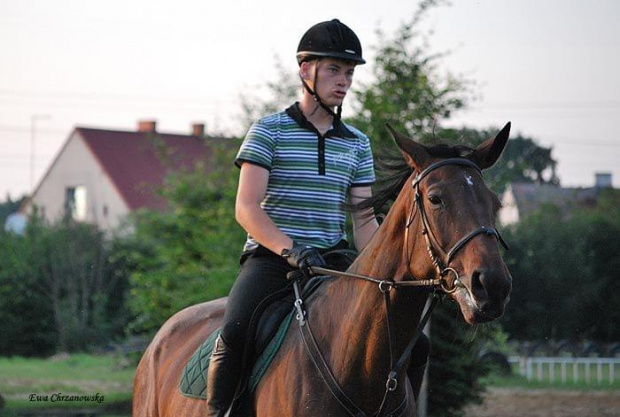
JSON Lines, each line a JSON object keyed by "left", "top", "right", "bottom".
{"left": 428, "top": 195, "right": 443, "bottom": 206}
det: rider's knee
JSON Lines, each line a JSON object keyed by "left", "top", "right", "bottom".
{"left": 218, "top": 324, "right": 245, "bottom": 355}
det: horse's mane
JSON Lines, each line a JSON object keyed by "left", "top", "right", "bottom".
{"left": 353, "top": 143, "right": 476, "bottom": 214}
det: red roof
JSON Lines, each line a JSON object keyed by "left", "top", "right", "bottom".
{"left": 76, "top": 127, "right": 224, "bottom": 211}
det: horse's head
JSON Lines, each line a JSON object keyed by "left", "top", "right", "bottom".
{"left": 389, "top": 123, "right": 512, "bottom": 324}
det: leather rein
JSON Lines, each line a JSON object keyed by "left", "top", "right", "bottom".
{"left": 291, "top": 158, "right": 509, "bottom": 417}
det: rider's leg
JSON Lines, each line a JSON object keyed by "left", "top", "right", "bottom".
{"left": 206, "top": 334, "right": 241, "bottom": 417}
{"left": 206, "top": 252, "right": 292, "bottom": 416}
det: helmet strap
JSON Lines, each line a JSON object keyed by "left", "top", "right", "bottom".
{"left": 299, "top": 60, "right": 342, "bottom": 123}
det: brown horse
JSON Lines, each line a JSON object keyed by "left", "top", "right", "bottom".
{"left": 133, "top": 123, "right": 513, "bottom": 416}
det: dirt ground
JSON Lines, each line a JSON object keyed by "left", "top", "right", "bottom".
{"left": 463, "top": 388, "right": 620, "bottom": 417}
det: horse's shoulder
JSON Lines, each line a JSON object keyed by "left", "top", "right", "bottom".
{"left": 173, "top": 296, "right": 227, "bottom": 320}
{"left": 154, "top": 297, "right": 228, "bottom": 343}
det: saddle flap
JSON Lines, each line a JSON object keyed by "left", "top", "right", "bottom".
{"left": 178, "top": 329, "right": 221, "bottom": 399}
{"left": 178, "top": 274, "right": 335, "bottom": 401}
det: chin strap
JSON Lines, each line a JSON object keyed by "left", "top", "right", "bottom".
{"left": 300, "top": 60, "right": 343, "bottom": 122}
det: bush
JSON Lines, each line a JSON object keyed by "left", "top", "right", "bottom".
{"left": 0, "top": 216, "right": 130, "bottom": 355}
{"left": 0, "top": 230, "right": 56, "bottom": 355}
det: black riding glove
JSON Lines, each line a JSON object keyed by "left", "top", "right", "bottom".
{"left": 281, "top": 243, "right": 326, "bottom": 278}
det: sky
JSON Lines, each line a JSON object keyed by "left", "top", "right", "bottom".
{"left": 1, "top": 0, "right": 619, "bottom": 200}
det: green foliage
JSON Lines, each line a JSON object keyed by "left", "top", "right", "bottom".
{"left": 499, "top": 191, "right": 620, "bottom": 341}
{"left": 428, "top": 301, "right": 507, "bottom": 417}
{"left": 0, "top": 217, "right": 130, "bottom": 355}
{"left": 0, "top": 228, "right": 56, "bottom": 356}
{"left": 347, "top": 0, "right": 472, "bottom": 150}
{"left": 125, "top": 139, "right": 246, "bottom": 334}
{"left": 439, "top": 127, "right": 559, "bottom": 193}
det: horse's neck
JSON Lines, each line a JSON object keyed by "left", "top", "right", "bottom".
{"left": 309, "top": 196, "right": 430, "bottom": 400}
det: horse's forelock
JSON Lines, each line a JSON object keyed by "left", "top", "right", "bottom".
{"left": 426, "top": 144, "right": 475, "bottom": 159}
{"left": 349, "top": 143, "right": 477, "bottom": 214}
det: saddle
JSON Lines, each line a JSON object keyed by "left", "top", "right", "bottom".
{"left": 178, "top": 250, "right": 357, "bottom": 403}
{"left": 252, "top": 249, "right": 357, "bottom": 355}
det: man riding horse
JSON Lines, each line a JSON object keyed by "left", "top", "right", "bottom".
{"left": 207, "top": 19, "right": 430, "bottom": 416}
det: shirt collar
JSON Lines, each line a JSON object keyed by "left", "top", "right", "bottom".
{"left": 285, "top": 102, "right": 357, "bottom": 139}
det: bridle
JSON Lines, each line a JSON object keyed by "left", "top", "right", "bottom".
{"left": 405, "top": 158, "right": 510, "bottom": 294}
{"left": 292, "top": 157, "right": 510, "bottom": 417}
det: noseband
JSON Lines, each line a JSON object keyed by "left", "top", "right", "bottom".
{"left": 405, "top": 158, "right": 509, "bottom": 293}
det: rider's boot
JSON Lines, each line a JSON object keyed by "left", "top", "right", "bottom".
{"left": 206, "top": 335, "right": 241, "bottom": 417}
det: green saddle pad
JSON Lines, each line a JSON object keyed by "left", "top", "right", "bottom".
{"left": 179, "top": 309, "right": 295, "bottom": 399}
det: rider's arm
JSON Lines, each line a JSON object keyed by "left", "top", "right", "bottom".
{"left": 349, "top": 185, "right": 379, "bottom": 252}
{"left": 235, "top": 162, "right": 294, "bottom": 255}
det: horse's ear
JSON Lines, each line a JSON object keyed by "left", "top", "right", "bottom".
{"left": 386, "top": 124, "right": 430, "bottom": 170}
{"left": 472, "top": 122, "right": 511, "bottom": 170}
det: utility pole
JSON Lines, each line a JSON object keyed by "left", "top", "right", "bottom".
{"left": 30, "top": 114, "right": 51, "bottom": 192}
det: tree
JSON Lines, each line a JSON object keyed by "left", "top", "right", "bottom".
{"left": 499, "top": 193, "right": 620, "bottom": 342}
{"left": 439, "top": 127, "right": 559, "bottom": 193}
{"left": 125, "top": 139, "right": 246, "bottom": 334}
{"left": 347, "top": 0, "right": 472, "bottom": 150}
{"left": 428, "top": 304, "right": 505, "bottom": 417}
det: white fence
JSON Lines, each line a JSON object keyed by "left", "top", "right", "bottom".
{"left": 509, "top": 356, "right": 620, "bottom": 385}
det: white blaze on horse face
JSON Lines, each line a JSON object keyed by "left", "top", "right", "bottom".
{"left": 464, "top": 173, "right": 474, "bottom": 186}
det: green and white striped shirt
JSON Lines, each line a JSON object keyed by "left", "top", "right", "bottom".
{"left": 236, "top": 103, "right": 375, "bottom": 252}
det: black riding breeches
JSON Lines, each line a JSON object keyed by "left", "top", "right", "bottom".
{"left": 219, "top": 250, "right": 294, "bottom": 355}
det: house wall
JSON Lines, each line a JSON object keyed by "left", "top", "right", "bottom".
{"left": 24, "top": 131, "right": 130, "bottom": 231}
{"left": 499, "top": 185, "right": 519, "bottom": 226}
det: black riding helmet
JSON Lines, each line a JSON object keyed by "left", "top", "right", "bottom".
{"left": 296, "top": 19, "right": 365, "bottom": 65}
{"left": 296, "top": 19, "right": 364, "bottom": 120}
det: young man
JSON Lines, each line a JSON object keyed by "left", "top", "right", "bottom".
{"left": 205, "top": 19, "right": 378, "bottom": 416}
{"left": 206, "top": 19, "right": 428, "bottom": 416}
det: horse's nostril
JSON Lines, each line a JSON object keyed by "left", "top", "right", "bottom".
{"left": 471, "top": 269, "right": 486, "bottom": 298}
{"left": 469, "top": 268, "right": 511, "bottom": 318}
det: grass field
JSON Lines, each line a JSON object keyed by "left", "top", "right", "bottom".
{"left": 1, "top": 353, "right": 617, "bottom": 415}
{"left": 0, "top": 353, "right": 134, "bottom": 415}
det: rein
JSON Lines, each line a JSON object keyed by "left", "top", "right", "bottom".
{"left": 292, "top": 158, "right": 509, "bottom": 417}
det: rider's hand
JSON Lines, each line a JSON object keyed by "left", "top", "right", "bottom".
{"left": 281, "top": 243, "right": 326, "bottom": 278}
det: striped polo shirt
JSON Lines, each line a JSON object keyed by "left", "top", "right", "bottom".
{"left": 235, "top": 103, "right": 375, "bottom": 252}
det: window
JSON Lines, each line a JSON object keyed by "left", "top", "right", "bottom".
{"left": 65, "top": 185, "right": 87, "bottom": 221}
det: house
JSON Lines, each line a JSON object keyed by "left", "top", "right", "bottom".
{"left": 499, "top": 173, "right": 615, "bottom": 226}
{"left": 19, "top": 121, "right": 234, "bottom": 232}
